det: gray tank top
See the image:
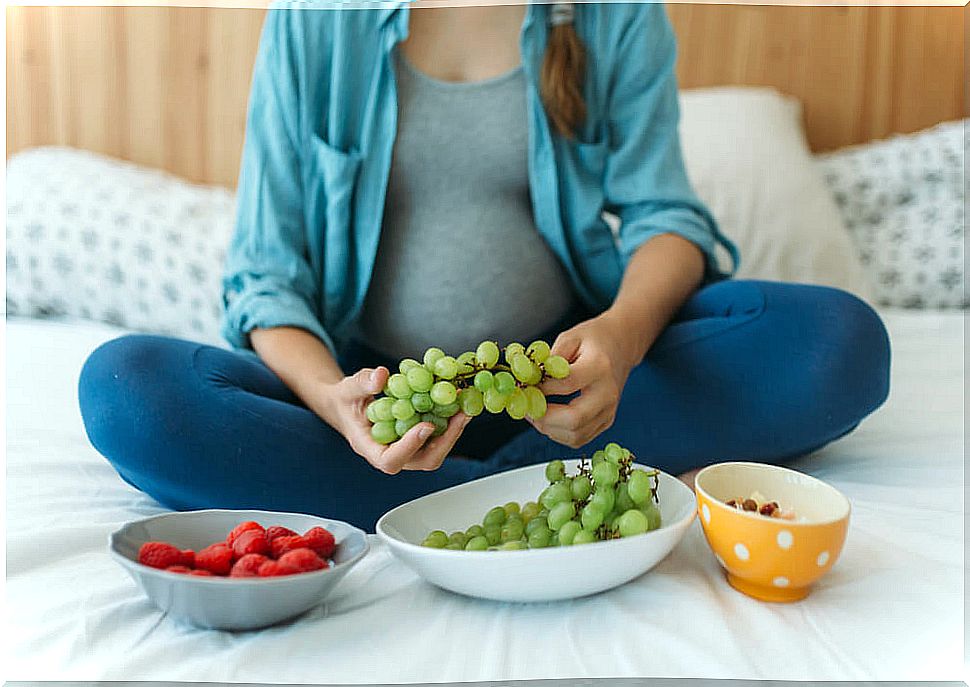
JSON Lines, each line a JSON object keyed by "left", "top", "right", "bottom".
{"left": 357, "top": 49, "right": 576, "bottom": 359}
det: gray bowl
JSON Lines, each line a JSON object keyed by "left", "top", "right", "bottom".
{"left": 109, "top": 508, "right": 368, "bottom": 631}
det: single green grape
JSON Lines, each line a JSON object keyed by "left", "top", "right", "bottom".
{"left": 371, "top": 421, "right": 397, "bottom": 444}
{"left": 391, "top": 398, "right": 416, "bottom": 421}
{"left": 483, "top": 387, "right": 507, "bottom": 413}
{"left": 591, "top": 450, "right": 607, "bottom": 466}
{"left": 617, "top": 509, "right": 649, "bottom": 537}
{"left": 526, "top": 365, "right": 543, "bottom": 386}
{"left": 459, "top": 387, "right": 485, "bottom": 417}
{"left": 494, "top": 371, "right": 516, "bottom": 395}
{"left": 572, "top": 529, "right": 598, "bottom": 545}
{"left": 627, "top": 470, "right": 652, "bottom": 506}
{"left": 501, "top": 519, "right": 524, "bottom": 542}
{"left": 456, "top": 351, "right": 477, "bottom": 374}
{"left": 411, "top": 392, "right": 434, "bottom": 413}
{"left": 422, "top": 530, "right": 448, "bottom": 548}
{"left": 615, "top": 481, "right": 635, "bottom": 513}
{"left": 510, "top": 353, "right": 535, "bottom": 383}
{"left": 474, "top": 370, "right": 494, "bottom": 392}
{"left": 499, "top": 540, "right": 527, "bottom": 551}
{"left": 558, "top": 519, "right": 582, "bottom": 545}
{"left": 406, "top": 366, "right": 434, "bottom": 393}
{"left": 581, "top": 502, "right": 605, "bottom": 531}
{"left": 430, "top": 380, "right": 457, "bottom": 405}
{"left": 525, "top": 515, "right": 548, "bottom": 536}
{"left": 484, "top": 524, "right": 502, "bottom": 545}
{"left": 540, "top": 482, "right": 570, "bottom": 510}
{"left": 399, "top": 358, "right": 422, "bottom": 374}
{"left": 476, "top": 341, "right": 500, "bottom": 368}
{"left": 387, "top": 373, "right": 413, "bottom": 399}
{"left": 592, "top": 461, "right": 620, "bottom": 488}
{"left": 433, "top": 401, "right": 460, "bottom": 418}
{"left": 465, "top": 524, "right": 484, "bottom": 538}
{"left": 590, "top": 487, "right": 615, "bottom": 514}
{"left": 545, "top": 459, "right": 565, "bottom": 483}
{"left": 526, "top": 340, "right": 551, "bottom": 364}
{"left": 367, "top": 397, "right": 395, "bottom": 423}
{"left": 544, "top": 355, "right": 570, "bottom": 379}
{"left": 523, "top": 386, "right": 547, "bottom": 419}
{"left": 448, "top": 531, "right": 467, "bottom": 547}
{"left": 465, "top": 535, "right": 488, "bottom": 551}
{"left": 483, "top": 506, "right": 507, "bottom": 527}
{"left": 395, "top": 415, "right": 420, "bottom": 437}
{"left": 423, "top": 347, "right": 446, "bottom": 369}
{"left": 547, "top": 501, "right": 576, "bottom": 531}
{"left": 503, "top": 502, "right": 521, "bottom": 516}
{"left": 420, "top": 412, "right": 447, "bottom": 436}
{"left": 640, "top": 502, "right": 662, "bottom": 531}
{"left": 604, "top": 442, "right": 624, "bottom": 464}
{"left": 505, "top": 342, "right": 525, "bottom": 359}
{"left": 527, "top": 526, "right": 552, "bottom": 548}
{"left": 434, "top": 355, "right": 459, "bottom": 380}
{"left": 506, "top": 387, "right": 528, "bottom": 420}
{"left": 521, "top": 501, "right": 541, "bottom": 523}
{"left": 571, "top": 474, "right": 592, "bottom": 501}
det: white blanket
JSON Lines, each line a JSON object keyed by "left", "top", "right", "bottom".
{"left": 4, "top": 312, "right": 964, "bottom": 682}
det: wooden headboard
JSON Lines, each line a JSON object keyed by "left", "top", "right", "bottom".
{"left": 7, "top": 3, "right": 967, "bottom": 188}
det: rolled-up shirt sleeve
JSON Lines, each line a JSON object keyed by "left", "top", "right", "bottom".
{"left": 221, "top": 8, "right": 336, "bottom": 354}
{"left": 603, "top": 4, "right": 739, "bottom": 281}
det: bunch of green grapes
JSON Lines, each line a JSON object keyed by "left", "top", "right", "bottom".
{"left": 366, "top": 340, "right": 570, "bottom": 445}
{"left": 420, "top": 442, "right": 661, "bottom": 550}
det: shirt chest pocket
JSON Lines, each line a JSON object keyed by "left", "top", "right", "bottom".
{"left": 303, "top": 134, "right": 362, "bottom": 296}
{"left": 558, "top": 137, "right": 613, "bottom": 254}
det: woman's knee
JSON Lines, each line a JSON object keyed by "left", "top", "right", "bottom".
{"left": 806, "top": 287, "right": 891, "bottom": 419}
{"left": 78, "top": 334, "right": 184, "bottom": 461}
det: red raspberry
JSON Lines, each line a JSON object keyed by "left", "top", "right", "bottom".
{"left": 278, "top": 548, "right": 328, "bottom": 573}
{"left": 230, "top": 553, "right": 269, "bottom": 577}
{"left": 165, "top": 565, "right": 192, "bottom": 574}
{"left": 189, "top": 569, "right": 214, "bottom": 576}
{"left": 232, "top": 530, "right": 270, "bottom": 559}
{"left": 226, "top": 521, "right": 264, "bottom": 546}
{"left": 180, "top": 549, "right": 195, "bottom": 567}
{"left": 138, "top": 542, "right": 184, "bottom": 569}
{"left": 303, "top": 527, "right": 336, "bottom": 559}
{"left": 195, "top": 543, "right": 233, "bottom": 575}
{"left": 265, "top": 525, "right": 298, "bottom": 542}
{"left": 257, "top": 560, "right": 299, "bottom": 577}
{"left": 270, "top": 535, "right": 308, "bottom": 559}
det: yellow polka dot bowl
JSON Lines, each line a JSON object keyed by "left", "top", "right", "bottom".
{"left": 694, "top": 462, "right": 850, "bottom": 602}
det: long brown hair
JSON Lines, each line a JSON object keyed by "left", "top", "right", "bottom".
{"left": 539, "top": 6, "right": 587, "bottom": 140}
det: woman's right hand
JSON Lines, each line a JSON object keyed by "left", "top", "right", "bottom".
{"left": 310, "top": 366, "right": 471, "bottom": 475}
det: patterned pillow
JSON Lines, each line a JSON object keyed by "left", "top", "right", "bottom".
{"left": 816, "top": 119, "right": 967, "bottom": 309}
{"left": 6, "top": 147, "right": 235, "bottom": 344}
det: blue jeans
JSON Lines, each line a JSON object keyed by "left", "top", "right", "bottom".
{"left": 78, "top": 281, "right": 890, "bottom": 531}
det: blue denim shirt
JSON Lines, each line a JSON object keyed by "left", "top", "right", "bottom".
{"left": 221, "top": 1, "right": 739, "bottom": 355}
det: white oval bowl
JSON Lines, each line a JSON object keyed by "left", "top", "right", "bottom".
{"left": 110, "top": 508, "right": 369, "bottom": 630}
{"left": 376, "top": 460, "right": 696, "bottom": 602}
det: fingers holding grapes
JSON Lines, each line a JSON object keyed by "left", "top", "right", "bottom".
{"left": 363, "top": 340, "right": 571, "bottom": 465}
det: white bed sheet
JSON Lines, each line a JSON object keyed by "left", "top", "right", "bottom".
{"left": 4, "top": 312, "right": 965, "bottom": 682}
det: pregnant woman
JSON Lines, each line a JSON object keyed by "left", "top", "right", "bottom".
{"left": 79, "top": 2, "right": 890, "bottom": 530}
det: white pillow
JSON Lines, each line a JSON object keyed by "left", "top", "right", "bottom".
{"left": 678, "top": 87, "right": 873, "bottom": 300}
{"left": 5, "top": 147, "right": 234, "bottom": 345}
{"left": 816, "top": 119, "right": 966, "bottom": 309}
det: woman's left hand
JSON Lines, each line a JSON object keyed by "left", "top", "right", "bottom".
{"left": 529, "top": 312, "right": 644, "bottom": 449}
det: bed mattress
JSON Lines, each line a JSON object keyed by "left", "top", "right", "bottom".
{"left": 4, "top": 312, "right": 965, "bottom": 682}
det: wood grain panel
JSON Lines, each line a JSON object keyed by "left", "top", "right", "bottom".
{"left": 6, "top": 4, "right": 966, "bottom": 188}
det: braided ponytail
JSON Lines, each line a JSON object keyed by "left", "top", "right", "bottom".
{"left": 539, "top": 4, "right": 587, "bottom": 139}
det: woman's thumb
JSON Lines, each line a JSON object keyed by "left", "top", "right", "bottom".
{"left": 352, "top": 366, "right": 388, "bottom": 396}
